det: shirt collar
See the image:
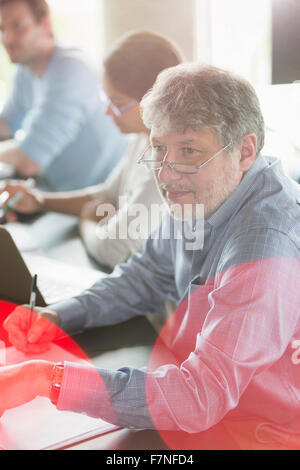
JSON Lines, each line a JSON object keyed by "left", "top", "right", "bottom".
{"left": 206, "top": 154, "right": 269, "bottom": 230}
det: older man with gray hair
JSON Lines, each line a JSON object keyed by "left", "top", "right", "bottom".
{"left": 2, "top": 64, "right": 300, "bottom": 449}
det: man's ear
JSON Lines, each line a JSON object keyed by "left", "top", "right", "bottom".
{"left": 238, "top": 133, "right": 257, "bottom": 172}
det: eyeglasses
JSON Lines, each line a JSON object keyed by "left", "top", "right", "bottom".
{"left": 137, "top": 142, "right": 232, "bottom": 175}
{"left": 100, "top": 90, "right": 137, "bottom": 116}
{"left": 108, "top": 100, "right": 137, "bottom": 116}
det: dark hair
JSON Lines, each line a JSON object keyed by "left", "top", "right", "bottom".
{"left": 103, "top": 30, "right": 184, "bottom": 102}
{"left": 0, "top": 0, "right": 50, "bottom": 22}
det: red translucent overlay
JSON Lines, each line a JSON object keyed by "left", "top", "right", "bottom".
{"left": 0, "top": 256, "right": 299, "bottom": 450}
{"left": 0, "top": 300, "right": 116, "bottom": 427}
{"left": 146, "top": 258, "right": 300, "bottom": 449}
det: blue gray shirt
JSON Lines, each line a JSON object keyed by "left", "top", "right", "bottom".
{"left": 1, "top": 45, "right": 128, "bottom": 190}
{"left": 52, "top": 155, "right": 300, "bottom": 435}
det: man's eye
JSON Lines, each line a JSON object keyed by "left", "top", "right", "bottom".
{"left": 152, "top": 145, "right": 165, "bottom": 153}
{"left": 183, "top": 147, "right": 197, "bottom": 155}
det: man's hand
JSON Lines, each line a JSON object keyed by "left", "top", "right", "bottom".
{"left": 3, "top": 306, "right": 62, "bottom": 354}
{"left": 0, "top": 360, "right": 53, "bottom": 418}
{"left": 0, "top": 180, "right": 44, "bottom": 221}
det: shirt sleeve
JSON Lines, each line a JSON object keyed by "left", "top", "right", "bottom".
{"left": 84, "top": 158, "right": 125, "bottom": 207}
{"left": 86, "top": 140, "right": 133, "bottom": 206}
{"left": 82, "top": 171, "right": 164, "bottom": 269}
{"left": 56, "top": 228, "right": 300, "bottom": 432}
{"left": 50, "top": 215, "right": 179, "bottom": 336}
{"left": 16, "top": 57, "right": 102, "bottom": 169}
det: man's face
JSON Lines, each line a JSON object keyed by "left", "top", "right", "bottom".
{"left": 0, "top": 1, "right": 49, "bottom": 64}
{"left": 151, "top": 128, "right": 244, "bottom": 219}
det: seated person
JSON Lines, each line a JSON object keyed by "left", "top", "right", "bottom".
{"left": 3, "top": 64, "right": 300, "bottom": 450}
{"left": 0, "top": 30, "right": 184, "bottom": 269}
{"left": 0, "top": 0, "right": 127, "bottom": 190}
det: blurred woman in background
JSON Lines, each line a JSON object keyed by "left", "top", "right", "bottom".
{"left": 0, "top": 30, "right": 184, "bottom": 269}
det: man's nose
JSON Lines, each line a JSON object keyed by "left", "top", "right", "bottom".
{"left": 157, "top": 149, "right": 182, "bottom": 183}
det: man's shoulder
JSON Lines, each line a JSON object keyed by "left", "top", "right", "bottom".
{"left": 218, "top": 158, "right": 300, "bottom": 266}
{"left": 47, "top": 44, "right": 97, "bottom": 80}
{"left": 12, "top": 64, "right": 31, "bottom": 81}
{"left": 52, "top": 44, "right": 90, "bottom": 63}
{"left": 238, "top": 157, "right": 300, "bottom": 235}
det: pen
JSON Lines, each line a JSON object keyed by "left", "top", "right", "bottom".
{"left": 29, "top": 274, "right": 38, "bottom": 325}
{"left": 0, "top": 190, "right": 9, "bottom": 207}
{"left": 0, "top": 191, "right": 24, "bottom": 219}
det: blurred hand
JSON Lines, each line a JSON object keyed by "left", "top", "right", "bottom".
{"left": 0, "top": 360, "right": 53, "bottom": 417}
{"left": 0, "top": 180, "right": 44, "bottom": 222}
{"left": 3, "top": 306, "right": 62, "bottom": 354}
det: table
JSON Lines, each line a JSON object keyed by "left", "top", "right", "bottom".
{"left": 5, "top": 212, "right": 171, "bottom": 450}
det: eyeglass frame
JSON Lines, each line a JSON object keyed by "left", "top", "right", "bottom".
{"left": 100, "top": 89, "right": 138, "bottom": 116}
{"left": 137, "top": 142, "right": 232, "bottom": 175}
{"left": 108, "top": 100, "right": 138, "bottom": 116}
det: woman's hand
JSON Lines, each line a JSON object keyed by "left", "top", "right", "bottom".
{"left": 0, "top": 180, "right": 44, "bottom": 222}
{"left": 0, "top": 360, "right": 53, "bottom": 417}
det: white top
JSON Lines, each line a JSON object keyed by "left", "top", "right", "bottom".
{"left": 84, "top": 133, "right": 164, "bottom": 268}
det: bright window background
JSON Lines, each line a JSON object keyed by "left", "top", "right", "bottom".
{"left": 0, "top": 0, "right": 273, "bottom": 101}
{"left": 48, "top": 0, "right": 103, "bottom": 68}
{"left": 0, "top": 0, "right": 103, "bottom": 103}
{"left": 0, "top": 0, "right": 298, "bottom": 174}
{"left": 196, "top": 0, "right": 272, "bottom": 86}
{"left": 196, "top": 0, "right": 300, "bottom": 177}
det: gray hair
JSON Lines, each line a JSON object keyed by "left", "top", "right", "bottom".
{"left": 141, "top": 63, "right": 265, "bottom": 155}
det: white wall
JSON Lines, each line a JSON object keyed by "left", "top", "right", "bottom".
{"left": 101, "top": 0, "right": 197, "bottom": 61}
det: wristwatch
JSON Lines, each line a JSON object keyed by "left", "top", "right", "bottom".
{"left": 50, "top": 362, "right": 65, "bottom": 406}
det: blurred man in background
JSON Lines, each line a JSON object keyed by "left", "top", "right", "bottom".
{"left": 0, "top": 0, "right": 127, "bottom": 190}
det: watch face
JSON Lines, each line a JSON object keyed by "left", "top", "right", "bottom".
{"left": 50, "top": 364, "right": 64, "bottom": 406}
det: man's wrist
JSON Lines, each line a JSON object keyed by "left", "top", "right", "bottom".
{"left": 30, "top": 361, "right": 54, "bottom": 399}
{"left": 39, "top": 309, "right": 62, "bottom": 327}
{"left": 49, "top": 362, "right": 65, "bottom": 406}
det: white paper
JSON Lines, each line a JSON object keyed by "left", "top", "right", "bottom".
{"left": 0, "top": 344, "right": 117, "bottom": 450}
